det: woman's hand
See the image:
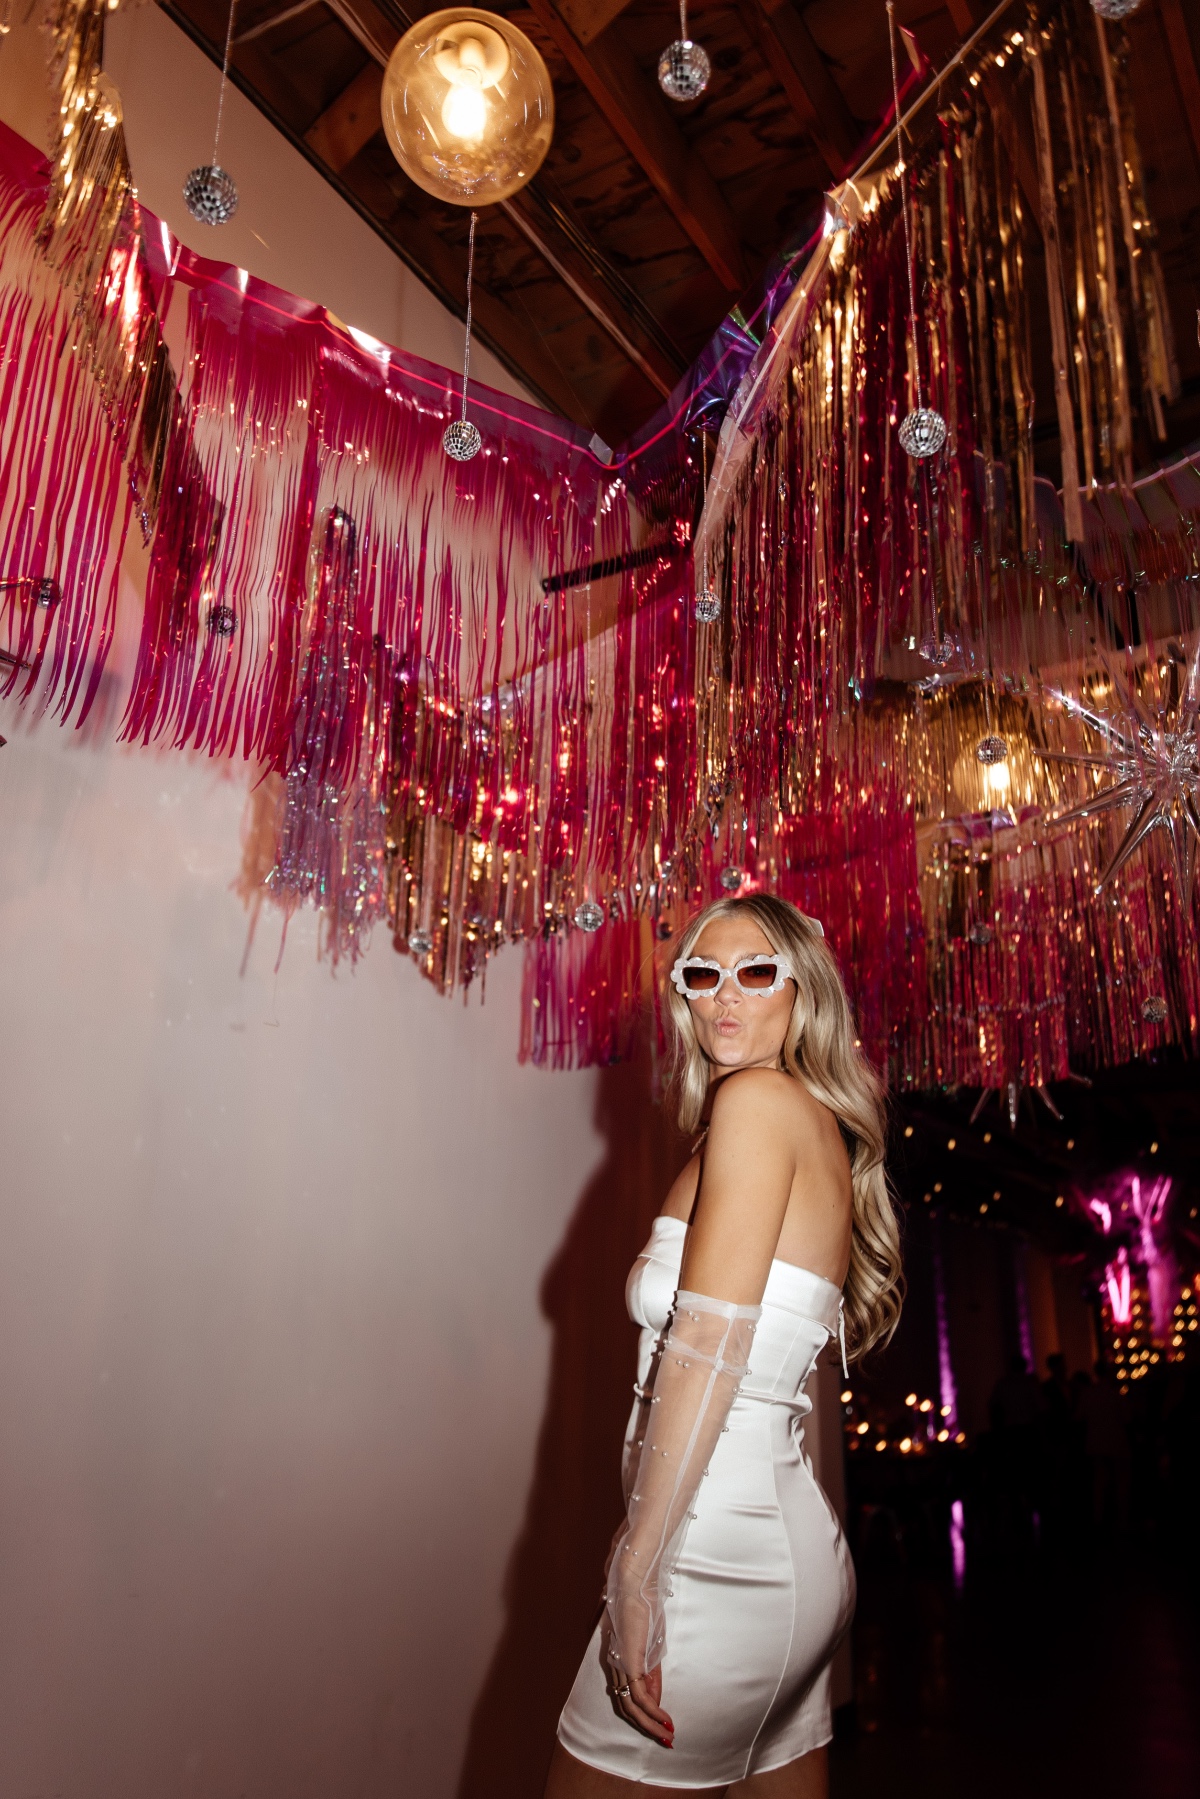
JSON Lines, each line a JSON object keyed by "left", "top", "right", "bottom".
{"left": 612, "top": 1664, "right": 674, "bottom": 1748}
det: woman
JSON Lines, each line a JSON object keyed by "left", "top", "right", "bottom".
{"left": 546, "top": 893, "right": 903, "bottom": 1797}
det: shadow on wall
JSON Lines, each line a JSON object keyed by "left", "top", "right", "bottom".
{"left": 457, "top": 1056, "right": 688, "bottom": 1799}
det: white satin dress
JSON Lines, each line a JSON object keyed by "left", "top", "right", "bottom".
{"left": 558, "top": 1215, "right": 856, "bottom": 1788}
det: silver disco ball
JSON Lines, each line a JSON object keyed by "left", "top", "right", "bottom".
{"left": 969, "top": 922, "right": 994, "bottom": 946}
{"left": 976, "top": 734, "right": 1008, "bottom": 766}
{"left": 719, "top": 867, "right": 743, "bottom": 892}
{"left": 409, "top": 928, "right": 433, "bottom": 958}
{"left": 658, "top": 38, "right": 710, "bottom": 101}
{"left": 1141, "top": 994, "right": 1168, "bottom": 1024}
{"left": 1091, "top": 0, "right": 1143, "bottom": 17}
{"left": 574, "top": 900, "right": 605, "bottom": 933}
{"left": 207, "top": 604, "right": 237, "bottom": 636}
{"left": 898, "top": 407, "right": 947, "bottom": 459}
{"left": 694, "top": 587, "right": 721, "bottom": 623}
{"left": 183, "top": 164, "right": 238, "bottom": 226}
{"left": 443, "top": 418, "right": 482, "bottom": 462}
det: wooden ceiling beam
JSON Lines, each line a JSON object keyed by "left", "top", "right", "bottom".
{"left": 500, "top": 192, "right": 681, "bottom": 396}
{"left": 555, "top": 0, "right": 633, "bottom": 47}
{"left": 1158, "top": 0, "right": 1200, "bottom": 171}
{"left": 304, "top": 58, "right": 384, "bottom": 170}
{"left": 339, "top": 148, "right": 600, "bottom": 419}
{"left": 943, "top": 0, "right": 979, "bottom": 33}
{"left": 523, "top": 0, "right": 746, "bottom": 292}
{"left": 748, "top": 0, "right": 857, "bottom": 176}
{"left": 321, "top": 0, "right": 398, "bottom": 66}
{"left": 375, "top": 210, "right": 592, "bottom": 419}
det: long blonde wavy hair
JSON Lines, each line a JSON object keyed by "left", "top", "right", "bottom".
{"left": 665, "top": 893, "right": 903, "bottom": 1360}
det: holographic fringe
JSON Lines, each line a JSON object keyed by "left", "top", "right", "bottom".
{"left": 4, "top": 0, "right": 1198, "bottom": 1095}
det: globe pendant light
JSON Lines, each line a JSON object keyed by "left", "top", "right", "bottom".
{"left": 658, "top": 0, "right": 710, "bottom": 101}
{"left": 184, "top": 0, "right": 239, "bottom": 226}
{"left": 381, "top": 8, "right": 554, "bottom": 206}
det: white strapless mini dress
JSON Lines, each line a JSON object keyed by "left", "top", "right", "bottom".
{"left": 557, "top": 1214, "right": 855, "bottom": 1788}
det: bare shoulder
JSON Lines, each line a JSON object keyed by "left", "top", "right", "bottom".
{"left": 709, "top": 1066, "right": 826, "bottom": 1140}
{"left": 681, "top": 1070, "right": 803, "bottom": 1297}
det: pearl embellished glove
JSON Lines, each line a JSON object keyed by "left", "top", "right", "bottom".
{"left": 605, "top": 1289, "right": 760, "bottom": 1683}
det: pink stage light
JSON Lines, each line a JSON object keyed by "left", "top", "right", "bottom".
{"left": 1088, "top": 1197, "right": 1112, "bottom": 1234}
{"left": 931, "top": 1223, "right": 958, "bottom": 1433}
{"left": 1129, "top": 1176, "right": 1177, "bottom": 1340}
{"left": 950, "top": 1498, "right": 966, "bottom": 1590}
{"left": 1104, "top": 1247, "right": 1132, "bottom": 1325}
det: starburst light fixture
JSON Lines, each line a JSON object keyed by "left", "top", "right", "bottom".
{"left": 1042, "top": 654, "right": 1200, "bottom": 903}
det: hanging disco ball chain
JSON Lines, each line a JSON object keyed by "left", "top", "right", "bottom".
{"left": 444, "top": 211, "right": 482, "bottom": 462}
{"left": 658, "top": 0, "right": 710, "bottom": 101}
{"left": 184, "top": 0, "right": 240, "bottom": 225}
{"left": 886, "top": 0, "right": 945, "bottom": 462}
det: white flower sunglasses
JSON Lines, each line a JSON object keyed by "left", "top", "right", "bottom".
{"left": 670, "top": 951, "right": 800, "bottom": 1000}
{"left": 669, "top": 917, "right": 823, "bottom": 1000}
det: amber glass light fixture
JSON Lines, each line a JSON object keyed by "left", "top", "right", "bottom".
{"left": 381, "top": 8, "right": 554, "bottom": 206}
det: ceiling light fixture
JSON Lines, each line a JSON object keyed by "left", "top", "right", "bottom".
{"left": 382, "top": 8, "right": 554, "bottom": 206}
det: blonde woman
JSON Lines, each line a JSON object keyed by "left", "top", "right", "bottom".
{"left": 546, "top": 894, "right": 903, "bottom": 1798}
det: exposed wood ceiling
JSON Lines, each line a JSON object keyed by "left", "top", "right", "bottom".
{"left": 157, "top": 0, "right": 1200, "bottom": 450}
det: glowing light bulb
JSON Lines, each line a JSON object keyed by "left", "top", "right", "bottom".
{"left": 985, "top": 759, "right": 1011, "bottom": 796}
{"left": 442, "top": 83, "right": 488, "bottom": 140}
{"left": 382, "top": 8, "right": 554, "bottom": 205}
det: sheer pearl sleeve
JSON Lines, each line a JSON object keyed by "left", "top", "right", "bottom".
{"left": 604, "top": 1290, "right": 761, "bottom": 1682}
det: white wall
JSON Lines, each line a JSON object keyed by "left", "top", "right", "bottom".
{"left": 0, "top": 17, "right": 630, "bottom": 1799}
{"left": 0, "top": 713, "right": 614, "bottom": 1798}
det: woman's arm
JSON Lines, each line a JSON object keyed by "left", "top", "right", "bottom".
{"left": 679, "top": 1068, "right": 799, "bottom": 1304}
